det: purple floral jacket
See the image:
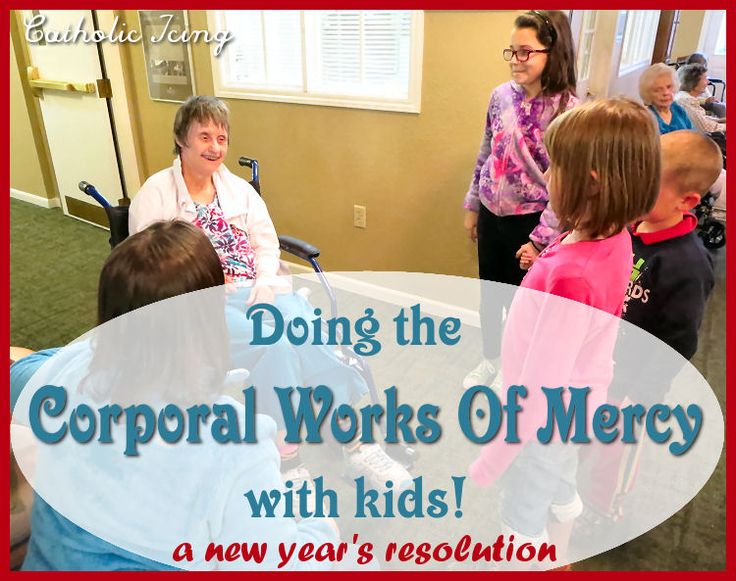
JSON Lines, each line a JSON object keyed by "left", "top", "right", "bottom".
{"left": 464, "top": 81, "right": 579, "bottom": 246}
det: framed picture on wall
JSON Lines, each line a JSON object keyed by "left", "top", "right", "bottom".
{"left": 139, "top": 10, "right": 196, "bottom": 103}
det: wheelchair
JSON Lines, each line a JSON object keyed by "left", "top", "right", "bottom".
{"left": 78, "top": 157, "right": 417, "bottom": 469}
{"left": 694, "top": 191, "right": 726, "bottom": 250}
{"left": 692, "top": 131, "right": 727, "bottom": 251}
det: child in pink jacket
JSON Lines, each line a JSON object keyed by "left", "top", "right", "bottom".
{"left": 469, "top": 98, "right": 661, "bottom": 562}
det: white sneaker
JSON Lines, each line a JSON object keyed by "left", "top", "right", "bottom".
{"left": 281, "top": 464, "right": 317, "bottom": 517}
{"left": 462, "top": 359, "right": 497, "bottom": 389}
{"left": 489, "top": 369, "right": 504, "bottom": 393}
{"left": 343, "top": 443, "right": 413, "bottom": 492}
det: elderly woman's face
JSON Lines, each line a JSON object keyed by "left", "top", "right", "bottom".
{"left": 178, "top": 120, "right": 229, "bottom": 176}
{"left": 650, "top": 74, "right": 675, "bottom": 108}
{"left": 694, "top": 73, "right": 709, "bottom": 94}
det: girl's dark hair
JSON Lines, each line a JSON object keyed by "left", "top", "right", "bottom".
{"left": 86, "top": 221, "right": 229, "bottom": 405}
{"left": 514, "top": 10, "right": 577, "bottom": 114}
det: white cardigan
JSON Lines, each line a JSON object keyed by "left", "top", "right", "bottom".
{"left": 129, "top": 157, "right": 282, "bottom": 288}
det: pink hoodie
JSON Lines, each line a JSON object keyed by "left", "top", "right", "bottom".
{"left": 469, "top": 230, "right": 633, "bottom": 486}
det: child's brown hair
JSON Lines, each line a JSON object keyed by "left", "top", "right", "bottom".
{"left": 85, "top": 220, "right": 229, "bottom": 405}
{"left": 660, "top": 130, "right": 723, "bottom": 197}
{"left": 544, "top": 97, "right": 661, "bottom": 238}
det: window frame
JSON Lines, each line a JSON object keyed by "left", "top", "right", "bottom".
{"left": 207, "top": 10, "right": 424, "bottom": 114}
{"left": 713, "top": 16, "right": 726, "bottom": 56}
{"left": 618, "top": 10, "right": 661, "bottom": 76}
{"left": 575, "top": 10, "right": 598, "bottom": 83}
{"left": 698, "top": 10, "right": 726, "bottom": 57}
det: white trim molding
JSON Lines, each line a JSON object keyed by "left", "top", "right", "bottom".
{"left": 10, "top": 188, "right": 60, "bottom": 209}
{"left": 284, "top": 263, "right": 481, "bottom": 328}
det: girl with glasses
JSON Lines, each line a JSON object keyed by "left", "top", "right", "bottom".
{"left": 462, "top": 10, "right": 578, "bottom": 391}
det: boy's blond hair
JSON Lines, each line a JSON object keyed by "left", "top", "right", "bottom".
{"left": 660, "top": 130, "right": 723, "bottom": 196}
{"left": 544, "top": 97, "right": 660, "bottom": 238}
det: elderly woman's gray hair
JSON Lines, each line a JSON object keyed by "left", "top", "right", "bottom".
{"left": 173, "top": 96, "right": 230, "bottom": 155}
{"left": 639, "top": 63, "right": 679, "bottom": 106}
{"left": 678, "top": 63, "right": 708, "bottom": 93}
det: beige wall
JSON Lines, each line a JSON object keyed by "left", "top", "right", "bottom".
{"left": 9, "top": 39, "right": 52, "bottom": 199}
{"left": 671, "top": 10, "right": 705, "bottom": 60}
{"left": 120, "top": 10, "right": 520, "bottom": 276}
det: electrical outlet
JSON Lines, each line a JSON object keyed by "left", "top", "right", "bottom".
{"left": 353, "top": 205, "right": 367, "bottom": 228}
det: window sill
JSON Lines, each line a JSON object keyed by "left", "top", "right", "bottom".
{"left": 214, "top": 87, "right": 421, "bottom": 114}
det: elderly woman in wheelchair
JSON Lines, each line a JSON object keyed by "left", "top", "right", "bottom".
{"left": 127, "top": 96, "right": 413, "bottom": 491}
{"left": 130, "top": 96, "right": 280, "bottom": 304}
{"left": 11, "top": 98, "right": 414, "bottom": 568}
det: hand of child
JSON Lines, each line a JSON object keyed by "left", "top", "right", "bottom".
{"left": 516, "top": 241, "right": 541, "bottom": 270}
{"left": 247, "top": 284, "right": 275, "bottom": 306}
{"left": 519, "top": 248, "right": 538, "bottom": 270}
{"left": 464, "top": 211, "right": 479, "bottom": 242}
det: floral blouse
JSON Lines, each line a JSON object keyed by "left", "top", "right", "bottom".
{"left": 464, "top": 81, "right": 579, "bottom": 246}
{"left": 194, "top": 195, "right": 257, "bottom": 282}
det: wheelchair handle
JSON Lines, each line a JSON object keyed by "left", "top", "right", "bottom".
{"left": 278, "top": 235, "right": 320, "bottom": 261}
{"left": 78, "top": 181, "right": 112, "bottom": 209}
{"left": 238, "top": 157, "right": 259, "bottom": 184}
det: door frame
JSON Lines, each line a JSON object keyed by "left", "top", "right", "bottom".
{"left": 97, "top": 10, "right": 142, "bottom": 199}
{"left": 651, "top": 10, "right": 679, "bottom": 64}
{"left": 12, "top": 10, "right": 141, "bottom": 221}
{"left": 569, "top": 10, "right": 600, "bottom": 101}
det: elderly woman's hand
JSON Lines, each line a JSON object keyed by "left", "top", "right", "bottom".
{"left": 246, "top": 284, "right": 276, "bottom": 306}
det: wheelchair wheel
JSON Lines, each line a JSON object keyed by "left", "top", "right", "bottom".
{"left": 699, "top": 219, "right": 726, "bottom": 250}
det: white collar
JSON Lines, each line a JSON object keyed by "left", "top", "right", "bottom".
{"left": 172, "top": 157, "right": 244, "bottom": 218}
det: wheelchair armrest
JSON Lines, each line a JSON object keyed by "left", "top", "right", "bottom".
{"left": 104, "top": 206, "right": 130, "bottom": 248}
{"left": 278, "top": 235, "right": 320, "bottom": 262}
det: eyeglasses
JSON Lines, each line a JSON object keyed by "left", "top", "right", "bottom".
{"left": 503, "top": 48, "right": 551, "bottom": 62}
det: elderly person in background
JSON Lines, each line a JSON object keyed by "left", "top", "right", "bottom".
{"left": 640, "top": 63, "right": 693, "bottom": 134}
{"left": 641, "top": 64, "right": 726, "bottom": 211}
{"left": 686, "top": 52, "right": 726, "bottom": 119}
{"left": 676, "top": 64, "right": 726, "bottom": 134}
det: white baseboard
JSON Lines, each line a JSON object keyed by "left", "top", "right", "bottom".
{"left": 283, "top": 260, "right": 481, "bottom": 328}
{"left": 10, "top": 189, "right": 60, "bottom": 209}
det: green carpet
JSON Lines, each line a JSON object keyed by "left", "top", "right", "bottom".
{"left": 10, "top": 198, "right": 109, "bottom": 350}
